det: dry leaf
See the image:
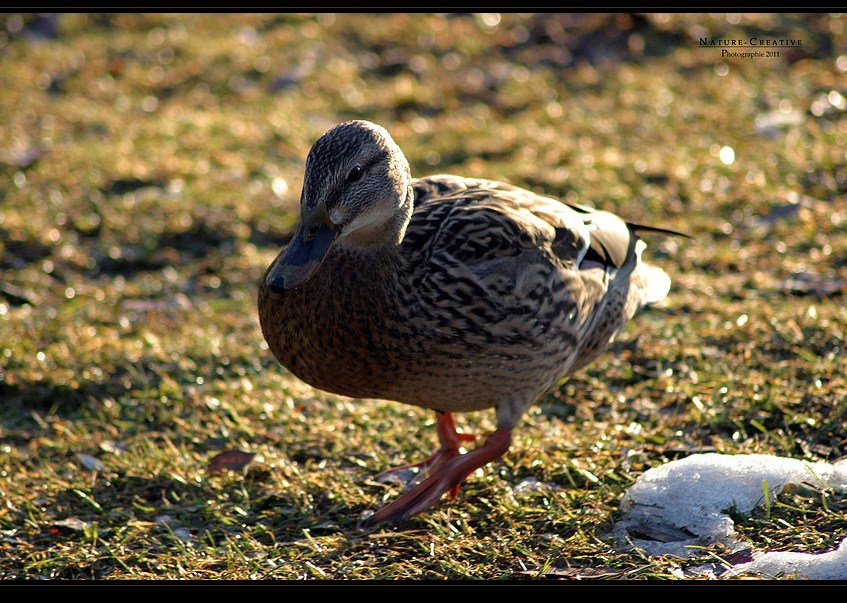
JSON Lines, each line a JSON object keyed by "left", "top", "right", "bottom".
{"left": 777, "top": 272, "right": 844, "bottom": 297}
{"left": 78, "top": 453, "right": 107, "bottom": 472}
{"left": 49, "top": 518, "right": 91, "bottom": 532}
{"left": 207, "top": 449, "right": 255, "bottom": 474}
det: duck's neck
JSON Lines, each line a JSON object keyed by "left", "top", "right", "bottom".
{"left": 336, "top": 185, "right": 415, "bottom": 250}
{"left": 317, "top": 198, "right": 413, "bottom": 327}
{"left": 327, "top": 229, "right": 403, "bottom": 304}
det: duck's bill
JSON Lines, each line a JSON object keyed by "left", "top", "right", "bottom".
{"left": 266, "top": 222, "right": 339, "bottom": 292}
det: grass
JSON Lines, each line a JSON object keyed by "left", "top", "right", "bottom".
{"left": 1, "top": 12, "right": 846, "bottom": 580}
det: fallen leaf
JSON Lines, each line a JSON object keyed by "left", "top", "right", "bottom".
{"left": 208, "top": 449, "right": 255, "bottom": 474}
{"left": 776, "top": 272, "right": 844, "bottom": 297}
{"left": 754, "top": 108, "right": 804, "bottom": 138}
{"left": 49, "top": 517, "right": 91, "bottom": 532}
{"left": 78, "top": 453, "right": 108, "bottom": 472}
{"left": 725, "top": 548, "right": 755, "bottom": 565}
{"left": 0, "top": 145, "right": 45, "bottom": 168}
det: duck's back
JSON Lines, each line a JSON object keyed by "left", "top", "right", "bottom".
{"left": 381, "top": 175, "right": 671, "bottom": 411}
{"left": 404, "top": 174, "right": 670, "bottom": 335}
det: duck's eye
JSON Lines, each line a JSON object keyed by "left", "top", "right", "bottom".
{"left": 346, "top": 165, "right": 363, "bottom": 183}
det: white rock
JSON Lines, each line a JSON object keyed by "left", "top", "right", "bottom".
{"left": 612, "top": 453, "right": 847, "bottom": 572}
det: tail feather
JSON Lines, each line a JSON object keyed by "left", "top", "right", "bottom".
{"left": 639, "top": 262, "right": 672, "bottom": 305}
{"left": 633, "top": 239, "right": 672, "bottom": 305}
{"left": 630, "top": 223, "right": 686, "bottom": 306}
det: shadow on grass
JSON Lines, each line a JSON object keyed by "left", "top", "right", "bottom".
{"left": 0, "top": 357, "right": 212, "bottom": 432}
{"left": 0, "top": 378, "right": 129, "bottom": 412}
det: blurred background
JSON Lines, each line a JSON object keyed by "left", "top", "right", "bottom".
{"left": 2, "top": 13, "right": 845, "bottom": 319}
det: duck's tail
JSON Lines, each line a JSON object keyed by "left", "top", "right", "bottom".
{"left": 630, "top": 223, "right": 689, "bottom": 306}
{"left": 635, "top": 240, "right": 672, "bottom": 305}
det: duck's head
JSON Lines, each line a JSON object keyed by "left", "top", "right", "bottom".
{"left": 266, "top": 120, "right": 413, "bottom": 293}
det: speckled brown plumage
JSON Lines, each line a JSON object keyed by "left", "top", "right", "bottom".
{"left": 257, "top": 120, "right": 682, "bottom": 527}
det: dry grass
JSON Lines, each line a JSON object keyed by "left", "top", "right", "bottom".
{"left": 1, "top": 13, "right": 846, "bottom": 580}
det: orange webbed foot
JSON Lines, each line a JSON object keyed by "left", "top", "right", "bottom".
{"left": 372, "top": 411, "right": 476, "bottom": 489}
{"left": 361, "top": 424, "right": 512, "bottom": 528}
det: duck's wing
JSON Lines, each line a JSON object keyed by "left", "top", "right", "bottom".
{"left": 408, "top": 174, "right": 670, "bottom": 282}
{"left": 404, "top": 176, "right": 589, "bottom": 315}
{"left": 401, "top": 174, "right": 679, "bottom": 352}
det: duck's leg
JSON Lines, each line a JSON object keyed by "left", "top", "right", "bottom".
{"left": 373, "top": 411, "right": 477, "bottom": 493}
{"left": 362, "top": 426, "right": 512, "bottom": 528}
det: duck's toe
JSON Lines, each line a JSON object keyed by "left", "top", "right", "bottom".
{"left": 360, "top": 427, "right": 512, "bottom": 528}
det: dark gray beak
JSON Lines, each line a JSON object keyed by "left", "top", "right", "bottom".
{"left": 266, "top": 207, "right": 340, "bottom": 292}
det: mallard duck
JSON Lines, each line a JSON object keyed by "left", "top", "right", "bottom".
{"left": 258, "top": 120, "right": 682, "bottom": 528}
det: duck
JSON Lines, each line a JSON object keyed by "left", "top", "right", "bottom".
{"left": 258, "top": 119, "right": 683, "bottom": 528}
